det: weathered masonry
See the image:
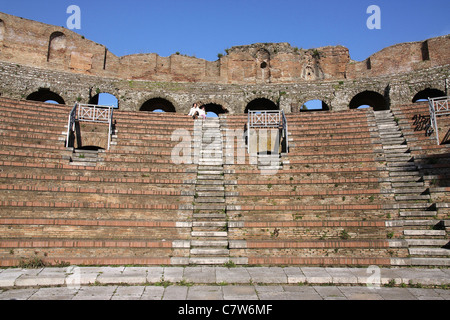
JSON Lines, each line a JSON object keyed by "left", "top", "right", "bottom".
{"left": 0, "top": 12, "right": 448, "bottom": 267}
{"left": 0, "top": 12, "right": 448, "bottom": 114}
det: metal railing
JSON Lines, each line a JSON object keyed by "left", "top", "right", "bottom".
{"left": 428, "top": 96, "right": 450, "bottom": 145}
{"left": 65, "top": 104, "right": 77, "bottom": 148}
{"left": 66, "top": 103, "right": 114, "bottom": 150}
{"left": 247, "top": 110, "right": 289, "bottom": 153}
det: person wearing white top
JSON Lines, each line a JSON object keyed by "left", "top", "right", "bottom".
{"left": 198, "top": 106, "right": 207, "bottom": 120}
{"left": 188, "top": 103, "right": 200, "bottom": 118}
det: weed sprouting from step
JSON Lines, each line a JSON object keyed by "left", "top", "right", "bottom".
{"left": 223, "top": 260, "right": 236, "bottom": 268}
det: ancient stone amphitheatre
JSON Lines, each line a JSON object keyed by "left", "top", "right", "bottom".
{"left": 0, "top": 12, "right": 448, "bottom": 270}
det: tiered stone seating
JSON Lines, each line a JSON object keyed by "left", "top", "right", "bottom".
{"left": 0, "top": 98, "right": 195, "bottom": 267}
{"left": 392, "top": 102, "right": 449, "bottom": 192}
{"left": 0, "top": 97, "right": 447, "bottom": 267}
{"left": 389, "top": 102, "right": 450, "bottom": 266}
{"left": 222, "top": 109, "right": 400, "bottom": 266}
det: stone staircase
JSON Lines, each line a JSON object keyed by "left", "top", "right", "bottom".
{"left": 375, "top": 110, "right": 449, "bottom": 266}
{"left": 257, "top": 153, "right": 283, "bottom": 175}
{"left": 69, "top": 149, "right": 101, "bottom": 167}
{"left": 190, "top": 118, "right": 231, "bottom": 265}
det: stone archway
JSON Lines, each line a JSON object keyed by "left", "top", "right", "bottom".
{"left": 245, "top": 98, "right": 278, "bottom": 113}
{"left": 200, "top": 103, "right": 229, "bottom": 117}
{"left": 412, "top": 88, "right": 446, "bottom": 103}
{"left": 89, "top": 92, "right": 119, "bottom": 108}
{"left": 300, "top": 99, "right": 331, "bottom": 112}
{"left": 47, "top": 31, "right": 66, "bottom": 63}
{"left": 140, "top": 97, "right": 176, "bottom": 112}
{"left": 27, "top": 88, "right": 65, "bottom": 105}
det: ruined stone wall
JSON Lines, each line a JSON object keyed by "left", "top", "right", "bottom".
{"left": 0, "top": 12, "right": 448, "bottom": 113}
{"left": 1, "top": 12, "right": 449, "bottom": 85}
{"left": 0, "top": 59, "right": 447, "bottom": 114}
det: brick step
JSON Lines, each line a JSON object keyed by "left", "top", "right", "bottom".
{"left": 405, "top": 239, "right": 449, "bottom": 247}
{"left": 196, "top": 191, "right": 225, "bottom": 197}
{"left": 399, "top": 220, "right": 442, "bottom": 227}
{"left": 387, "top": 163, "right": 416, "bottom": 169}
{"left": 389, "top": 171, "right": 421, "bottom": 177}
{"left": 196, "top": 170, "right": 223, "bottom": 175}
{"left": 188, "top": 257, "right": 237, "bottom": 265}
{"left": 0, "top": 173, "right": 193, "bottom": 190}
{"left": 69, "top": 161, "right": 97, "bottom": 167}
{"left": 0, "top": 109, "right": 68, "bottom": 123}
{"left": 0, "top": 189, "right": 191, "bottom": 204}
{"left": 0, "top": 253, "right": 174, "bottom": 267}
{"left": 190, "top": 248, "right": 230, "bottom": 256}
{"left": 290, "top": 129, "right": 375, "bottom": 137}
{"left": 0, "top": 123, "right": 66, "bottom": 136}
{"left": 0, "top": 225, "right": 189, "bottom": 240}
{"left": 195, "top": 179, "right": 225, "bottom": 185}
{"left": 403, "top": 230, "right": 446, "bottom": 237}
{"left": 195, "top": 186, "right": 225, "bottom": 192}
{"left": 197, "top": 175, "right": 224, "bottom": 180}
{"left": 199, "top": 160, "right": 223, "bottom": 165}
{"left": 192, "top": 221, "right": 227, "bottom": 228}
{"left": 191, "top": 240, "right": 228, "bottom": 247}
{"left": 195, "top": 197, "right": 225, "bottom": 203}
{"left": 383, "top": 154, "right": 412, "bottom": 161}
{"left": 399, "top": 211, "right": 438, "bottom": 217}
{"left": 191, "top": 231, "right": 228, "bottom": 237}
{"left": 394, "top": 195, "right": 430, "bottom": 201}
{"left": 409, "top": 248, "right": 450, "bottom": 258}
{"left": 389, "top": 176, "right": 423, "bottom": 183}
{"left": 193, "top": 213, "right": 227, "bottom": 220}
{"left": 404, "top": 258, "right": 450, "bottom": 267}
{"left": 290, "top": 139, "right": 378, "bottom": 148}
{"left": 393, "top": 187, "right": 428, "bottom": 194}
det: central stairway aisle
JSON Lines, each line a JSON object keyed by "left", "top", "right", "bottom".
{"left": 190, "top": 118, "right": 232, "bottom": 265}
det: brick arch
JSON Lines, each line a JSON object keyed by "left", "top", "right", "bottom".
{"left": 297, "top": 95, "right": 332, "bottom": 112}
{"left": 0, "top": 19, "right": 5, "bottom": 43}
{"left": 349, "top": 90, "right": 388, "bottom": 111}
{"left": 26, "top": 88, "right": 66, "bottom": 105}
{"left": 47, "top": 31, "right": 66, "bottom": 62}
{"left": 139, "top": 96, "right": 177, "bottom": 113}
{"left": 194, "top": 98, "right": 230, "bottom": 115}
{"left": 412, "top": 88, "right": 446, "bottom": 103}
{"left": 88, "top": 92, "right": 119, "bottom": 108}
{"left": 245, "top": 97, "right": 279, "bottom": 113}
{"left": 298, "top": 99, "right": 331, "bottom": 112}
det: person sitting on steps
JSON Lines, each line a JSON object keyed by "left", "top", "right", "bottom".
{"left": 198, "top": 106, "right": 207, "bottom": 120}
{"left": 188, "top": 103, "right": 200, "bottom": 119}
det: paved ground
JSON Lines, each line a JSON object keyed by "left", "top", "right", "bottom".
{"left": 0, "top": 266, "right": 448, "bottom": 300}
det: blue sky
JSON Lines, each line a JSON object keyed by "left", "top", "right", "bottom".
{"left": 1, "top": 0, "right": 449, "bottom": 62}
{"left": 1, "top": 1, "right": 449, "bottom": 112}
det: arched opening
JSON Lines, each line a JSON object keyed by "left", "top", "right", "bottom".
{"left": 140, "top": 98, "right": 176, "bottom": 113}
{"left": 245, "top": 98, "right": 278, "bottom": 113}
{"left": 349, "top": 91, "right": 388, "bottom": 111}
{"left": 412, "top": 88, "right": 446, "bottom": 103}
{"left": 256, "top": 49, "right": 271, "bottom": 83}
{"left": 300, "top": 99, "right": 330, "bottom": 112}
{"left": 47, "top": 31, "right": 66, "bottom": 62}
{"left": 27, "top": 89, "right": 65, "bottom": 105}
{"left": 89, "top": 93, "right": 119, "bottom": 108}
{"left": 200, "top": 103, "right": 229, "bottom": 118}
